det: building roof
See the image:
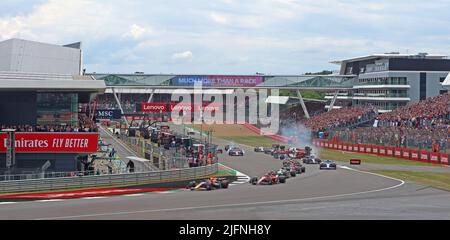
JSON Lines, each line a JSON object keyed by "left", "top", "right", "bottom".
{"left": 331, "top": 53, "right": 448, "bottom": 65}
{"left": 0, "top": 71, "right": 105, "bottom": 92}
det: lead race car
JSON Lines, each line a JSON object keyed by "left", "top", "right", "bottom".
{"left": 250, "top": 171, "right": 287, "bottom": 185}
{"left": 228, "top": 146, "right": 245, "bottom": 156}
{"left": 186, "top": 177, "right": 230, "bottom": 191}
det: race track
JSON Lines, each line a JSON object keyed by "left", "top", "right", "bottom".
{"left": 0, "top": 124, "right": 449, "bottom": 219}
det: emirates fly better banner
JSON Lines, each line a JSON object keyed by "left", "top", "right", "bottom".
{"left": 0, "top": 133, "right": 99, "bottom": 153}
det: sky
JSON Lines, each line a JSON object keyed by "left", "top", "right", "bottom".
{"left": 1, "top": 0, "right": 449, "bottom": 75}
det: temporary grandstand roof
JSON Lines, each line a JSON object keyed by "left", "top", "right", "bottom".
{"left": 265, "top": 96, "right": 289, "bottom": 104}
{"left": 0, "top": 71, "right": 106, "bottom": 92}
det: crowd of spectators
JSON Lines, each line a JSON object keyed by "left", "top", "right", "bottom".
{"left": 376, "top": 93, "right": 450, "bottom": 128}
{"left": 301, "top": 106, "right": 378, "bottom": 132}
{"left": 318, "top": 93, "right": 450, "bottom": 153}
{"left": 1, "top": 114, "right": 98, "bottom": 132}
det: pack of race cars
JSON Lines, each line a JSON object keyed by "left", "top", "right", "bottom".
{"left": 249, "top": 159, "right": 307, "bottom": 185}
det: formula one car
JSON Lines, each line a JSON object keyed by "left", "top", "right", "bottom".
{"left": 254, "top": 146, "right": 265, "bottom": 152}
{"left": 277, "top": 167, "right": 297, "bottom": 177}
{"left": 228, "top": 147, "right": 244, "bottom": 156}
{"left": 186, "top": 177, "right": 230, "bottom": 191}
{"left": 319, "top": 160, "right": 337, "bottom": 170}
{"left": 282, "top": 160, "right": 306, "bottom": 174}
{"left": 302, "top": 155, "right": 322, "bottom": 164}
{"left": 249, "top": 171, "right": 287, "bottom": 185}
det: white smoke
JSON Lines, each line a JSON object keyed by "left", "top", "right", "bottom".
{"left": 279, "top": 118, "right": 320, "bottom": 157}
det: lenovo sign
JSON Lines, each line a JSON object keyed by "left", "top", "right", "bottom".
{"left": 0, "top": 133, "right": 99, "bottom": 153}
{"left": 141, "top": 103, "right": 168, "bottom": 113}
{"left": 95, "top": 109, "right": 121, "bottom": 119}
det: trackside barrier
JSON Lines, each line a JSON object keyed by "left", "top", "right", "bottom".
{"left": 420, "top": 150, "right": 429, "bottom": 162}
{"left": 365, "top": 145, "right": 372, "bottom": 154}
{"left": 0, "top": 164, "right": 219, "bottom": 194}
{"left": 402, "top": 148, "right": 410, "bottom": 160}
{"left": 411, "top": 150, "right": 419, "bottom": 161}
{"left": 372, "top": 145, "right": 378, "bottom": 155}
{"left": 440, "top": 154, "right": 449, "bottom": 165}
{"left": 430, "top": 152, "right": 440, "bottom": 164}
{"left": 394, "top": 148, "right": 402, "bottom": 158}
{"left": 379, "top": 146, "right": 386, "bottom": 156}
{"left": 313, "top": 139, "right": 449, "bottom": 165}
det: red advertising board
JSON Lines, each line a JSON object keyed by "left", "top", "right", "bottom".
{"left": 320, "top": 141, "right": 324, "bottom": 147}
{"left": 141, "top": 103, "right": 167, "bottom": 113}
{"left": 410, "top": 150, "right": 419, "bottom": 161}
{"left": 343, "top": 143, "right": 348, "bottom": 151}
{"left": 420, "top": 150, "right": 429, "bottom": 162}
{"left": 358, "top": 144, "right": 365, "bottom": 153}
{"left": 440, "top": 153, "right": 449, "bottom": 165}
{"left": 338, "top": 143, "right": 343, "bottom": 150}
{"left": 387, "top": 146, "right": 393, "bottom": 156}
{"left": 394, "top": 148, "right": 402, "bottom": 158}
{"left": 430, "top": 152, "right": 440, "bottom": 164}
{"left": 333, "top": 143, "right": 338, "bottom": 149}
{"left": 402, "top": 148, "right": 410, "bottom": 159}
{"left": 353, "top": 144, "right": 359, "bottom": 152}
{"left": 372, "top": 145, "right": 379, "bottom": 155}
{"left": 365, "top": 145, "right": 372, "bottom": 154}
{"left": 379, "top": 146, "right": 386, "bottom": 156}
{"left": 348, "top": 144, "right": 353, "bottom": 151}
{"left": 0, "top": 133, "right": 98, "bottom": 153}
{"left": 325, "top": 141, "right": 329, "bottom": 148}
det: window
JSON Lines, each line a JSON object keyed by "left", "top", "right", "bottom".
{"left": 440, "top": 90, "right": 448, "bottom": 95}
{"left": 420, "top": 73, "right": 427, "bottom": 100}
{"left": 440, "top": 77, "right": 446, "bottom": 83}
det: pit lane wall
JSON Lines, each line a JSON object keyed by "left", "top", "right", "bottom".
{"left": 243, "top": 123, "right": 290, "bottom": 143}
{"left": 312, "top": 139, "right": 449, "bottom": 166}
{"left": 0, "top": 164, "right": 219, "bottom": 194}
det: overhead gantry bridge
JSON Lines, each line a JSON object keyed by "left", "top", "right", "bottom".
{"left": 89, "top": 73, "right": 356, "bottom": 126}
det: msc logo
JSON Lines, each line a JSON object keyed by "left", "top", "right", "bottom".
{"left": 96, "top": 109, "right": 120, "bottom": 119}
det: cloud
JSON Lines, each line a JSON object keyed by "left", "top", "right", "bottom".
{"left": 172, "top": 51, "right": 193, "bottom": 60}
{"left": 125, "top": 24, "right": 151, "bottom": 39}
{"left": 210, "top": 12, "right": 228, "bottom": 25}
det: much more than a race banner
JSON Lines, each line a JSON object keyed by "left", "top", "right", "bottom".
{"left": 171, "top": 75, "right": 263, "bottom": 87}
{"left": 0, "top": 133, "right": 99, "bottom": 153}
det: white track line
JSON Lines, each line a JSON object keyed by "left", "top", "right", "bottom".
{"left": 0, "top": 202, "right": 17, "bottom": 205}
{"left": 35, "top": 199, "right": 64, "bottom": 202}
{"left": 80, "top": 197, "right": 108, "bottom": 200}
{"left": 35, "top": 167, "right": 405, "bottom": 220}
{"left": 123, "top": 194, "right": 146, "bottom": 197}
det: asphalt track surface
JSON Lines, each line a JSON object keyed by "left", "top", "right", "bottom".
{"left": 0, "top": 124, "right": 449, "bottom": 219}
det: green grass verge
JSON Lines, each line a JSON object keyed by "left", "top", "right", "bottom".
{"left": 371, "top": 170, "right": 450, "bottom": 191}
{"left": 222, "top": 136, "right": 280, "bottom": 148}
{"left": 319, "top": 148, "right": 442, "bottom": 167}
{"left": 215, "top": 169, "right": 237, "bottom": 176}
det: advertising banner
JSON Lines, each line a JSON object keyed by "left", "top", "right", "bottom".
{"left": 353, "top": 144, "right": 359, "bottom": 152}
{"left": 430, "top": 152, "right": 440, "bottom": 164}
{"left": 141, "top": 103, "right": 168, "bottom": 113}
{"left": 171, "top": 75, "right": 263, "bottom": 87}
{"left": 0, "top": 133, "right": 99, "bottom": 153}
{"left": 420, "top": 150, "right": 429, "bottom": 162}
{"left": 333, "top": 143, "right": 338, "bottom": 149}
{"left": 387, "top": 146, "right": 393, "bottom": 156}
{"left": 338, "top": 143, "right": 343, "bottom": 150}
{"left": 325, "top": 141, "right": 329, "bottom": 148}
{"left": 358, "top": 144, "right": 365, "bottom": 153}
{"left": 95, "top": 109, "right": 122, "bottom": 119}
{"left": 348, "top": 144, "right": 353, "bottom": 152}
{"left": 402, "top": 148, "right": 410, "bottom": 159}
{"left": 365, "top": 145, "right": 372, "bottom": 154}
{"left": 440, "top": 153, "right": 449, "bottom": 165}
{"left": 343, "top": 143, "right": 348, "bottom": 151}
{"left": 410, "top": 150, "right": 419, "bottom": 161}
{"left": 379, "top": 146, "right": 386, "bottom": 156}
{"left": 394, "top": 147, "right": 402, "bottom": 158}
{"left": 372, "top": 145, "right": 378, "bottom": 155}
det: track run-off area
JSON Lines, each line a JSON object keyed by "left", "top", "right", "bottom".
{"left": 0, "top": 124, "right": 449, "bottom": 219}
